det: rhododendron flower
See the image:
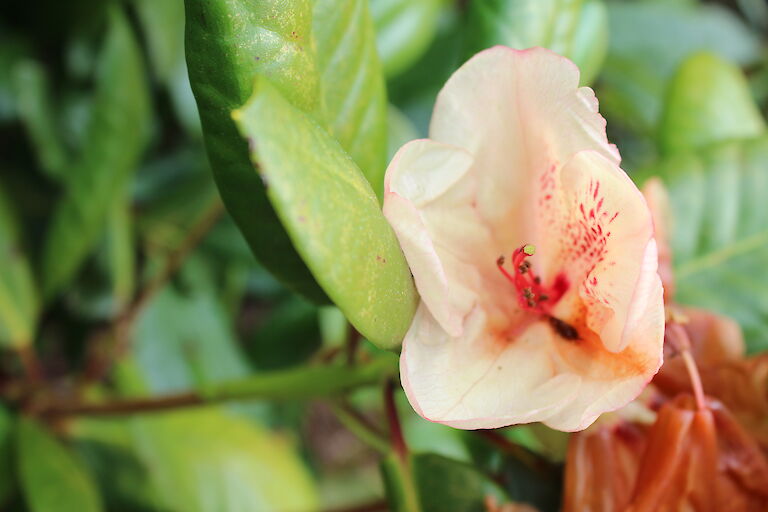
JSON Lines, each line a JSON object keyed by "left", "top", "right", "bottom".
{"left": 383, "top": 46, "right": 665, "bottom": 431}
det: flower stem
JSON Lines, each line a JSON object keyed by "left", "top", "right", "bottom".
{"left": 384, "top": 379, "right": 408, "bottom": 460}
{"left": 331, "top": 401, "right": 390, "bottom": 455}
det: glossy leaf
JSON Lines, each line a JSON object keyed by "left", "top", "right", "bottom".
{"left": 659, "top": 52, "right": 765, "bottom": 154}
{"left": 129, "top": 409, "right": 318, "bottom": 512}
{"left": 0, "top": 184, "right": 37, "bottom": 349}
{"left": 314, "top": 0, "right": 388, "bottom": 196}
{"left": 370, "top": 0, "right": 443, "bottom": 78}
{"left": 600, "top": 1, "right": 760, "bottom": 133}
{"left": 234, "top": 79, "right": 417, "bottom": 348}
{"left": 647, "top": 137, "right": 768, "bottom": 352}
{"left": 12, "top": 60, "right": 68, "bottom": 179}
{"left": 42, "top": 6, "right": 149, "bottom": 299}
{"left": 184, "top": 0, "right": 326, "bottom": 302}
{"left": 382, "top": 453, "right": 509, "bottom": 512}
{"left": 464, "top": 0, "right": 608, "bottom": 85}
{"left": 17, "top": 418, "right": 103, "bottom": 512}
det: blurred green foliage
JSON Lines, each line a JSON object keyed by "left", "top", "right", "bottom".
{"left": 0, "top": 0, "right": 766, "bottom": 510}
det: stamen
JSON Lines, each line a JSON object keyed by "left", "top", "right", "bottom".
{"left": 496, "top": 244, "right": 569, "bottom": 315}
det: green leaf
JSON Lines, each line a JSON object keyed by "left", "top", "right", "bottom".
{"left": 17, "top": 418, "right": 103, "bottom": 512}
{"left": 464, "top": 0, "right": 609, "bottom": 85}
{"left": 66, "top": 194, "right": 136, "bottom": 320}
{"left": 185, "top": 0, "right": 390, "bottom": 297}
{"left": 233, "top": 79, "right": 417, "bottom": 349}
{"left": 647, "top": 137, "right": 768, "bottom": 352}
{"left": 370, "top": 0, "right": 444, "bottom": 78}
{"left": 72, "top": 418, "right": 157, "bottom": 511}
{"left": 0, "top": 184, "right": 37, "bottom": 349}
{"left": 42, "top": 6, "right": 150, "bottom": 299}
{"left": 133, "top": 0, "right": 185, "bottom": 84}
{"left": 382, "top": 453, "right": 509, "bottom": 512}
{"left": 659, "top": 52, "right": 765, "bottom": 154}
{"left": 600, "top": 1, "right": 761, "bottom": 133}
{"left": 12, "top": 60, "right": 69, "bottom": 179}
{"left": 184, "top": 0, "right": 327, "bottom": 302}
{"left": 129, "top": 408, "right": 318, "bottom": 512}
{"left": 314, "top": 0, "right": 388, "bottom": 196}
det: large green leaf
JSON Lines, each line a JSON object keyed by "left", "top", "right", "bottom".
{"left": 370, "top": 0, "right": 444, "bottom": 78}
{"left": 314, "top": 0, "right": 388, "bottom": 196}
{"left": 464, "top": 0, "right": 608, "bottom": 85}
{"left": 129, "top": 408, "right": 318, "bottom": 512}
{"left": 185, "top": 0, "right": 390, "bottom": 300}
{"left": 659, "top": 52, "right": 765, "bottom": 155}
{"left": 234, "top": 79, "right": 417, "bottom": 349}
{"left": 600, "top": 1, "right": 761, "bottom": 133}
{"left": 42, "top": 6, "right": 149, "bottom": 299}
{"left": 184, "top": 0, "right": 324, "bottom": 301}
{"left": 382, "top": 453, "right": 509, "bottom": 512}
{"left": 648, "top": 137, "right": 768, "bottom": 352}
{"left": 17, "top": 418, "right": 103, "bottom": 512}
{"left": 0, "top": 184, "right": 37, "bottom": 349}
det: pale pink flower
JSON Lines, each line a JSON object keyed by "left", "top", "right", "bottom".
{"left": 383, "top": 46, "right": 664, "bottom": 431}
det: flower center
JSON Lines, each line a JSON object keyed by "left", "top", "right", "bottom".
{"left": 496, "top": 244, "right": 569, "bottom": 315}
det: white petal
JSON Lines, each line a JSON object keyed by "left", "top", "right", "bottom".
{"left": 429, "top": 46, "right": 619, "bottom": 250}
{"left": 384, "top": 139, "right": 514, "bottom": 337}
{"left": 401, "top": 303, "right": 582, "bottom": 429}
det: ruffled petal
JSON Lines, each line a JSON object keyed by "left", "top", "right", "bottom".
{"left": 429, "top": 46, "right": 619, "bottom": 250}
{"left": 384, "top": 139, "right": 517, "bottom": 336}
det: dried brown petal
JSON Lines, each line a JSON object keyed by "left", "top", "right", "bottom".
{"left": 655, "top": 307, "right": 745, "bottom": 396}
{"left": 563, "top": 419, "right": 648, "bottom": 512}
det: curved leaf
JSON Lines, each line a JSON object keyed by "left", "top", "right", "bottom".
{"left": 464, "top": 0, "right": 608, "bottom": 85}
{"left": 185, "top": 0, "right": 390, "bottom": 300}
{"left": 314, "top": 0, "right": 388, "bottom": 196}
{"left": 659, "top": 52, "right": 765, "bottom": 154}
{"left": 370, "top": 0, "right": 443, "bottom": 78}
{"left": 130, "top": 409, "right": 318, "bottom": 512}
{"left": 0, "top": 184, "right": 37, "bottom": 349}
{"left": 649, "top": 137, "right": 768, "bottom": 352}
{"left": 184, "top": 0, "right": 326, "bottom": 302}
{"left": 234, "top": 79, "right": 417, "bottom": 349}
{"left": 42, "top": 6, "right": 149, "bottom": 299}
{"left": 17, "top": 418, "right": 103, "bottom": 512}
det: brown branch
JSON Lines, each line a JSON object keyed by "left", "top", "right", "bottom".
{"left": 83, "top": 199, "right": 225, "bottom": 383}
{"left": 46, "top": 392, "right": 203, "bottom": 417}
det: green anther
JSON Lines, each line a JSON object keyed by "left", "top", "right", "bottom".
{"left": 523, "top": 244, "right": 536, "bottom": 256}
